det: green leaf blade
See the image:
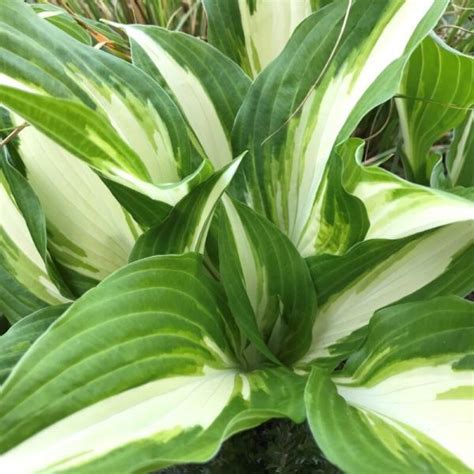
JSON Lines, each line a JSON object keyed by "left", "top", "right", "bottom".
{"left": 306, "top": 297, "right": 474, "bottom": 473}
{"left": 219, "top": 197, "right": 317, "bottom": 365}
{"left": 0, "top": 254, "right": 304, "bottom": 472}
{"left": 0, "top": 304, "right": 69, "bottom": 385}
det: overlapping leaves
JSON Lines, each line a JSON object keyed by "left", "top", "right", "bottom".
{"left": 0, "top": 1, "right": 473, "bottom": 473}
{"left": 307, "top": 297, "right": 474, "bottom": 473}
{"left": 397, "top": 34, "right": 474, "bottom": 184}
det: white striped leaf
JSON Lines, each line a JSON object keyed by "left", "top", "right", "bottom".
{"left": 118, "top": 24, "right": 251, "bottom": 169}
{"left": 5, "top": 114, "right": 142, "bottom": 294}
{"left": 297, "top": 152, "right": 368, "bottom": 257}
{"left": 203, "top": 0, "right": 315, "bottom": 78}
{"left": 0, "top": 166, "right": 70, "bottom": 323}
{"left": 341, "top": 138, "right": 474, "bottom": 240}
{"left": 130, "top": 156, "right": 243, "bottom": 261}
{"left": 232, "top": 0, "right": 448, "bottom": 257}
{"left": 300, "top": 221, "right": 473, "bottom": 368}
{"left": 0, "top": 90, "right": 213, "bottom": 207}
{"left": 0, "top": 0, "right": 209, "bottom": 205}
{"left": 306, "top": 297, "right": 474, "bottom": 473}
{"left": 446, "top": 110, "right": 474, "bottom": 188}
{"left": 0, "top": 254, "right": 305, "bottom": 472}
{"left": 397, "top": 34, "right": 474, "bottom": 184}
{"left": 219, "top": 197, "right": 317, "bottom": 366}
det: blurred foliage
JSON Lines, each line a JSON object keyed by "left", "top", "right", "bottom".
{"left": 44, "top": 0, "right": 206, "bottom": 36}
{"left": 436, "top": 0, "right": 474, "bottom": 53}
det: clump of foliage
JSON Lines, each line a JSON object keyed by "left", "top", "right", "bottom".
{"left": 0, "top": 1, "right": 473, "bottom": 473}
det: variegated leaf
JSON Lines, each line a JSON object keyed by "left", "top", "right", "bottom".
{"left": 342, "top": 138, "right": 474, "bottom": 239}
{"left": 397, "top": 34, "right": 474, "bottom": 183}
{"left": 118, "top": 23, "right": 251, "bottom": 169}
{"left": 219, "top": 197, "right": 316, "bottom": 365}
{"left": 31, "top": 3, "right": 92, "bottom": 45}
{"left": 306, "top": 297, "right": 474, "bottom": 473}
{"left": 297, "top": 152, "right": 368, "bottom": 257}
{"left": 203, "top": 0, "right": 315, "bottom": 78}
{"left": 130, "top": 157, "right": 243, "bottom": 261}
{"left": 300, "top": 222, "right": 473, "bottom": 368}
{"left": 0, "top": 0, "right": 208, "bottom": 205}
{"left": 5, "top": 114, "right": 142, "bottom": 294}
{"left": 446, "top": 110, "right": 474, "bottom": 188}
{"left": 0, "top": 254, "right": 305, "bottom": 472}
{"left": 232, "top": 0, "right": 448, "bottom": 257}
{"left": 0, "top": 166, "right": 70, "bottom": 323}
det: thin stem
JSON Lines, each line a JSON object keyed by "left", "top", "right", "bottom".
{"left": 0, "top": 123, "right": 29, "bottom": 148}
{"left": 451, "top": 2, "right": 474, "bottom": 11}
{"left": 166, "top": 5, "right": 182, "bottom": 29}
{"left": 175, "top": 0, "right": 201, "bottom": 31}
{"left": 394, "top": 94, "right": 474, "bottom": 111}
{"left": 437, "top": 24, "right": 473, "bottom": 35}
{"left": 366, "top": 101, "right": 394, "bottom": 142}
{"left": 364, "top": 148, "right": 396, "bottom": 167}
{"left": 261, "top": 0, "right": 354, "bottom": 147}
{"left": 203, "top": 254, "right": 220, "bottom": 282}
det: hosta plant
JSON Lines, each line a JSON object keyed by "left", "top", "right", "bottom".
{"left": 397, "top": 32, "right": 474, "bottom": 185}
{"left": 0, "top": 0, "right": 473, "bottom": 472}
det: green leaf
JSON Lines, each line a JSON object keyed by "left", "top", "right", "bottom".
{"left": 446, "top": 110, "right": 474, "bottom": 187}
{"left": 0, "top": 254, "right": 305, "bottom": 472}
{"left": 203, "top": 0, "right": 315, "bottom": 78}
{"left": 232, "top": 0, "right": 448, "bottom": 256}
{"left": 119, "top": 23, "right": 251, "bottom": 169}
{"left": 0, "top": 167, "right": 70, "bottom": 323}
{"left": 1, "top": 151, "right": 47, "bottom": 261}
{"left": 219, "top": 197, "right": 317, "bottom": 366}
{"left": 300, "top": 221, "right": 473, "bottom": 368}
{"left": 130, "top": 157, "right": 243, "bottom": 261}
{"left": 342, "top": 138, "right": 474, "bottom": 240}
{"left": 31, "top": 3, "right": 92, "bottom": 45}
{"left": 306, "top": 297, "right": 474, "bottom": 473}
{"left": 0, "top": 269, "right": 48, "bottom": 326}
{"left": 0, "top": 304, "right": 69, "bottom": 385}
{"left": 397, "top": 34, "right": 474, "bottom": 184}
{"left": 103, "top": 179, "right": 172, "bottom": 229}
{"left": 0, "top": 0, "right": 206, "bottom": 204}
